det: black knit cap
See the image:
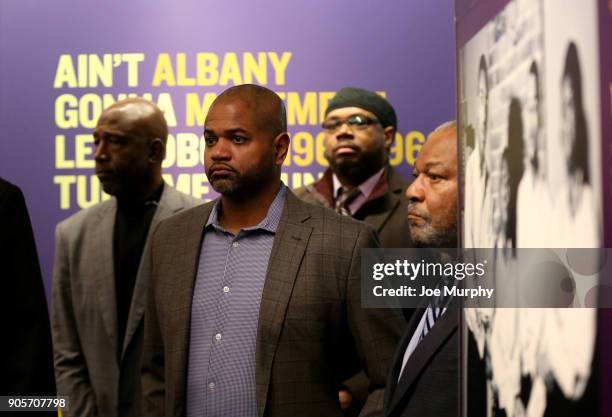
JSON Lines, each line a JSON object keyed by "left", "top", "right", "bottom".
{"left": 325, "top": 87, "right": 397, "bottom": 128}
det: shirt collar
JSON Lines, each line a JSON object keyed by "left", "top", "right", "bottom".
{"left": 206, "top": 184, "right": 287, "bottom": 234}
{"left": 116, "top": 182, "right": 164, "bottom": 212}
{"left": 332, "top": 167, "right": 386, "bottom": 200}
{"left": 145, "top": 182, "right": 164, "bottom": 205}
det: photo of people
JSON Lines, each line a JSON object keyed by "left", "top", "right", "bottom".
{"left": 517, "top": 61, "right": 551, "bottom": 247}
{"left": 464, "top": 55, "right": 492, "bottom": 249}
{"left": 459, "top": 0, "right": 603, "bottom": 415}
{"left": 494, "top": 97, "right": 524, "bottom": 255}
{"left": 554, "top": 41, "right": 599, "bottom": 247}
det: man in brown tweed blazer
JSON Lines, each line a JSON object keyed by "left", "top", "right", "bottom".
{"left": 142, "top": 84, "right": 403, "bottom": 417}
{"left": 52, "top": 98, "right": 201, "bottom": 417}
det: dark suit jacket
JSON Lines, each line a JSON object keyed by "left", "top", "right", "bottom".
{"left": 384, "top": 300, "right": 459, "bottom": 417}
{"left": 294, "top": 167, "right": 413, "bottom": 248}
{"left": 0, "top": 178, "right": 56, "bottom": 416}
{"left": 52, "top": 185, "right": 201, "bottom": 417}
{"left": 142, "top": 190, "right": 404, "bottom": 417}
{"left": 295, "top": 167, "right": 413, "bottom": 411}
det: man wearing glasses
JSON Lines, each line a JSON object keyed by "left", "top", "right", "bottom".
{"left": 296, "top": 87, "right": 412, "bottom": 248}
{"left": 295, "top": 87, "right": 412, "bottom": 415}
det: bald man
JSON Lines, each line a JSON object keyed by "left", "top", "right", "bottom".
{"left": 52, "top": 98, "right": 201, "bottom": 417}
{"left": 142, "top": 85, "right": 402, "bottom": 417}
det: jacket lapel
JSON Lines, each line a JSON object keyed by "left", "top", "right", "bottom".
{"left": 92, "top": 200, "right": 119, "bottom": 355}
{"left": 384, "top": 303, "right": 425, "bottom": 412}
{"left": 172, "top": 203, "right": 213, "bottom": 416}
{"left": 385, "top": 299, "right": 459, "bottom": 416}
{"left": 308, "top": 168, "right": 335, "bottom": 208}
{"left": 255, "top": 191, "right": 312, "bottom": 416}
{"left": 358, "top": 193, "right": 398, "bottom": 232}
{"left": 120, "top": 186, "right": 188, "bottom": 359}
{"left": 354, "top": 168, "right": 406, "bottom": 232}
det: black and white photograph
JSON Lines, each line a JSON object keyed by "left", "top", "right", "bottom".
{"left": 459, "top": 0, "right": 602, "bottom": 416}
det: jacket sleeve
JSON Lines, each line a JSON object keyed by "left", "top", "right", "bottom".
{"left": 346, "top": 225, "right": 404, "bottom": 417}
{"left": 52, "top": 222, "right": 98, "bottom": 417}
{"left": 0, "top": 182, "right": 56, "bottom": 404}
{"left": 141, "top": 224, "right": 165, "bottom": 417}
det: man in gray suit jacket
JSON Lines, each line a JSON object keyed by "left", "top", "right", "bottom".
{"left": 52, "top": 98, "right": 200, "bottom": 417}
{"left": 142, "top": 85, "right": 403, "bottom": 417}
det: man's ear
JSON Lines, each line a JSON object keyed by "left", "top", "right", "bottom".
{"left": 149, "top": 138, "right": 166, "bottom": 164}
{"left": 383, "top": 126, "right": 396, "bottom": 152}
{"left": 273, "top": 132, "right": 290, "bottom": 166}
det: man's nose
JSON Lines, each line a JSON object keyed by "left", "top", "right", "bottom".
{"left": 335, "top": 122, "right": 354, "bottom": 138}
{"left": 209, "top": 138, "right": 232, "bottom": 161}
{"left": 94, "top": 140, "right": 109, "bottom": 162}
{"left": 405, "top": 175, "right": 425, "bottom": 202}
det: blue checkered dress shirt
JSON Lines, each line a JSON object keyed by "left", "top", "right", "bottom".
{"left": 186, "top": 185, "right": 286, "bottom": 417}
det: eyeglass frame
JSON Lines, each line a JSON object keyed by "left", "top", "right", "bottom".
{"left": 321, "top": 114, "right": 381, "bottom": 132}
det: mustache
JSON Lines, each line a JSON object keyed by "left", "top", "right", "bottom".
{"left": 333, "top": 141, "right": 360, "bottom": 153}
{"left": 207, "top": 162, "right": 238, "bottom": 175}
{"left": 406, "top": 203, "right": 431, "bottom": 221}
{"left": 95, "top": 167, "right": 114, "bottom": 175}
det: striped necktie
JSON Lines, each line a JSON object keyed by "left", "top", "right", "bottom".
{"left": 398, "top": 295, "right": 452, "bottom": 381}
{"left": 335, "top": 187, "right": 361, "bottom": 216}
{"left": 419, "top": 288, "right": 454, "bottom": 340}
{"left": 418, "top": 304, "right": 447, "bottom": 343}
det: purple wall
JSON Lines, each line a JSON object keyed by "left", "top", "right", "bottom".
{"left": 0, "top": 0, "right": 456, "bottom": 301}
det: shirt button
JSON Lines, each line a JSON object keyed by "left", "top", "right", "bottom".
{"left": 223, "top": 286, "right": 230, "bottom": 293}
{"left": 232, "top": 241, "right": 239, "bottom": 248}
{"left": 215, "top": 333, "right": 222, "bottom": 341}
{"left": 208, "top": 382, "right": 215, "bottom": 390}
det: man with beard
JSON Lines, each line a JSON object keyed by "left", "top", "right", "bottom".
{"left": 295, "top": 87, "right": 412, "bottom": 415}
{"left": 384, "top": 121, "right": 459, "bottom": 417}
{"left": 295, "top": 87, "right": 412, "bottom": 248}
{"left": 52, "top": 98, "right": 201, "bottom": 417}
{"left": 142, "top": 84, "right": 402, "bottom": 417}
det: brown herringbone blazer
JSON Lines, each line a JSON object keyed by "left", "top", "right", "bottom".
{"left": 142, "top": 190, "right": 403, "bottom": 417}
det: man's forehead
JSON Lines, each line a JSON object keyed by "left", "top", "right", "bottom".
{"left": 416, "top": 135, "right": 457, "bottom": 168}
{"left": 325, "top": 106, "right": 377, "bottom": 119}
{"left": 95, "top": 105, "right": 150, "bottom": 136}
{"left": 98, "top": 104, "right": 141, "bottom": 125}
{"left": 205, "top": 95, "right": 279, "bottom": 134}
{"left": 206, "top": 99, "right": 254, "bottom": 126}
{"left": 211, "top": 89, "right": 278, "bottom": 120}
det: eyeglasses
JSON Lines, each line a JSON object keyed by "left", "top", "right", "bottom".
{"left": 321, "top": 114, "right": 381, "bottom": 132}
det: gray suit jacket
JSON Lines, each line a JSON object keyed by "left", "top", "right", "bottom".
{"left": 142, "top": 190, "right": 404, "bottom": 417}
{"left": 52, "top": 185, "right": 201, "bottom": 417}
